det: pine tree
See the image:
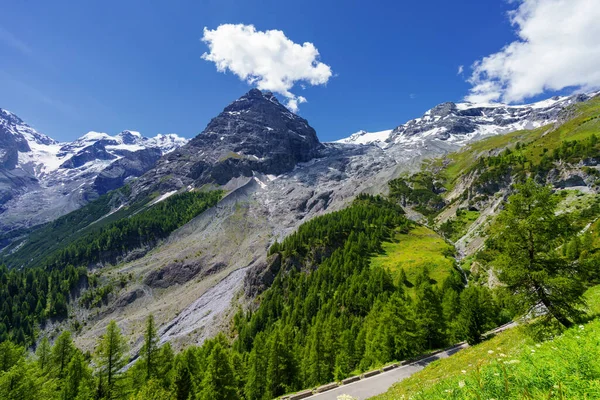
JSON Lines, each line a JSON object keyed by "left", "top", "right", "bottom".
{"left": 0, "top": 359, "right": 38, "bottom": 399}
{"left": 265, "top": 326, "right": 295, "bottom": 398}
{"left": 197, "top": 343, "right": 236, "bottom": 400}
{"left": 0, "top": 341, "right": 24, "bottom": 372}
{"left": 52, "top": 330, "right": 75, "bottom": 379}
{"left": 63, "top": 351, "right": 92, "bottom": 400}
{"left": 157, "top": 342, "right": 175, "bottom": 390}
{"left": 35, "top": 337, "right": 52, "bottom": 374}
{"left": 457, "top": 286, "right": 493, "bottom": 344}
{"left": 96, "top": 320, "right": 128, "bottom": 399}
{"left": 131, "top": 379, "right": 173, "bottom": 400}
{"left": 141, "top": 314, "right": 159, "bottom": 382}
{"left": 414, "top": 283, "right": 446, "bottom": 350}
{"left": 492, "top": 179, "right": 584, "bottom": 328}
{"left": 171, "top": 356, "right": 194, "bottom": 400}
{"left": 244, "top": 333, "right": 267, "bottom": 400}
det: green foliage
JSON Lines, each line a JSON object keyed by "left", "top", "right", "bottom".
{"left": 44, "top": 190, "right": 223, "bottom": 269}
{"left": 140, "top": 315, "right": 160, "bottom": 382}
{"left": 389, "top": 174, "right": 445, "bottom": 216}
{"left": 378, "top": 319, "right": 600, "bottom": 399}
{"left": 197, "top": 342, "right": 237, "bottom": 400}
{"left": 457, "top": 286, "right": 496, "bottom": 345}
{"left": 233, "top": 195, "right": 502, "bottom": 395}
{"left": 0, "top": 190, "right": 222, "bottom": 345}
{"left": 131, "top": 379, "right": 173, "bottom": 400}
{"left": 52, "top": 330, "right": 75, "bottom": 379}
{"left": 96, "top": 321, "right": 128, "bottom": 399}
{"left": 1, "top": 186, "right": 132, "bottom": 269}
{"left": 490, "top": 180, "right": 585, "bottom": 328}
{"left": 0, "top": 263, "right": 86, "bottom": 345}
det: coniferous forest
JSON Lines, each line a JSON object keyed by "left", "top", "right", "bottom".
{"left": 0, "top": 194, "right": 512, "bottom": 399}
{"left": 0, "top": 190, "right": 222, "bottom": 348}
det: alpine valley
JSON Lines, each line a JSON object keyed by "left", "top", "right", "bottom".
{"left": 1, "top": 88, "right": 600, "bottom": 399}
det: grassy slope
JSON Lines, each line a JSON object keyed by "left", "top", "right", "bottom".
{"left": 370, "top": 225, "right": 455, "bottom": 289}
{"left": 435, "top": 95, "right": 600, "bottom": 190}
{"left": 374, "top": 285, "right": 600, "bottom": 399}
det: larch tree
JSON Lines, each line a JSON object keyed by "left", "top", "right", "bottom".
{"left": 491, "top": 179, "right": 585, "bottom": 328}
{"left": 52, "top": 330, "right": 75, "bottom": 379}
{"left": 141, "top": 314, "right": 159, "bottom": 382}
{"left": 95, "top": 320, "right": 128, "bottom": 399}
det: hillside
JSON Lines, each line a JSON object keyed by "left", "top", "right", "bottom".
{"left": 0, "top": 108, "right": 187, "bottom": 234}
{"left": 374, "top": 285, "right": 600, "bottom": 399}
{"left": 0, "top": 91, "right": 599, "bottom": 400}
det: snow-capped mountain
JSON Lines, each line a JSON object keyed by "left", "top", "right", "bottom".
{"left": 0, "top": 108, "right": 187, "bottom": 232}
{"left": 336, "top": 94, "right": 592, "bottom": 148}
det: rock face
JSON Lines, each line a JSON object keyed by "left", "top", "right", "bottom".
{"left": 0, "top": 109, "right": 187, "bottom": 233}
{"left": 338, "top": 93, "right": 594, "bottom": 147}
{"left": 57, "top": 89, "right": 599, "bottom": 351}
{"left": 129, "top": 89, "right": 324, "bottom": 198}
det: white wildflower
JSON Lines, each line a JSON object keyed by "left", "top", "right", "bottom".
{"left": 461, "top": 370, "right": 467, "bottom": 374}
{"left": 458, "top": 380, "right": 466, "bottom": 388}
{"left": 488, "top": 350, "right": 494, "bottom": 354}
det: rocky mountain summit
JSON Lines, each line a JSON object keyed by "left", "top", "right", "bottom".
{"left": 338, "top": 93, "right": 594, "bottom": 148}
{"left": 0, "top": 108, "right": 187, "bottom": 232}
{"left": 128, "top": 89, "right": 325, "bottom": 198}
{"left": 6, "top": 89, "right": 598, "bottom": 352}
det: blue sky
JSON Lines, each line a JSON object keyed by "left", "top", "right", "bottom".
{"left": 1, "top": 0, "right": 598, "bottom": 142}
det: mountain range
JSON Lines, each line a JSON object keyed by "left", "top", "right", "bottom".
{"left": 0, "top": 108, "right": 187, "bottom": 233}
{"left": 1, "top": 88, "right": 598, "bottom": 351}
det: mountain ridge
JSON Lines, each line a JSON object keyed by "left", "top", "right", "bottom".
{"left": 0, "top": 108, "right": 188, "bottom": 233}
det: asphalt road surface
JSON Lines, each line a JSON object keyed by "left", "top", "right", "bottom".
{"left": 305, "top": 322, "right": 517, "bottom": 400}
{"left": 305, "top": 343, "right": 468, "bottom": 400}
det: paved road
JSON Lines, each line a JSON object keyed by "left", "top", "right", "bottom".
{"left": 305, "top": 344, "right": 468, "bottom": 400}
{"left": 305, "top": 322, "right": 517, "bottom": 400}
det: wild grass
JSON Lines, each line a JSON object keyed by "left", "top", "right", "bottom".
{"left": 433, "top": 96, "right": 600, "bottom": 191}
{"left": 370, "top": 226, "right": 455, "bottom": 289}
{"left": 373, "top": 285, "right": 600, "bottom": 400}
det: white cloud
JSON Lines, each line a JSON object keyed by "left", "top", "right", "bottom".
{"left": 201, "top": 24, "right": 332, "bottom": 112}
{"left": 465, "top": 0, "right": 600, "bottom": 103}
{"left": 457, "top": 65, "right": 464, "bottom": 75}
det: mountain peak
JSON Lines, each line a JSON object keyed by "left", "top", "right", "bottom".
{"left": 0, "top": 108, "right": 24, "bottom": 125}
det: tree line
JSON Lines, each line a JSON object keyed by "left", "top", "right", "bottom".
{"left": 0, "top": 190, "right": 223, "bottom": 347}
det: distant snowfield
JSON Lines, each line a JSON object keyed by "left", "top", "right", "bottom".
{"left": 333, "top": 93, "right": 592, "bottom": 148}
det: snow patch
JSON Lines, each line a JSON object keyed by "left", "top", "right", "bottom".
{"left": 150, "top": 190, "right": 178, "bottom": 205}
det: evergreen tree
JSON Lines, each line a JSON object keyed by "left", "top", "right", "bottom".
{"left": 95, "top": 320, "right": 128, "bottom": 399}
{"left": 457, "top": 286, "right": 493, "bottom": 344}
{"left": 0, "top": 341, "right": 24, "bottom": 372}
{"left": 171, "top": 356, "right": 194, "bottom": 400}
{"left": 414, "top": 283, "right": 446, "bottom": 350}
{"left": 157, "top": 342, "right": 175, "bottom": 390}
{"left": 35, "top": 337, "right": 52, "bottom": 375}
{"left": 52, "top": 330, "right": 75, "bottom": 379}
{"left": 244, "top": 333, "right": 267, "bottom": 400}
{"left": 141, "top": 314, "right": 159, "bottom": 382}
{"left": 491, "top": 180, "right": 584, "bottom": 328}
{"left": 63, "top": 351, "right": 92, "bottom": 400}
{"left": 0, "top": 359, "right": 38, "bottom": 399}
{"left": 197, "top": 343, "right": 236, "bottom": 400}
{"left": 131, "top": 379, "right": 172, "bottom": 400}
{"left": 265, "top": 326, "right": 296, "bottom": 397}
